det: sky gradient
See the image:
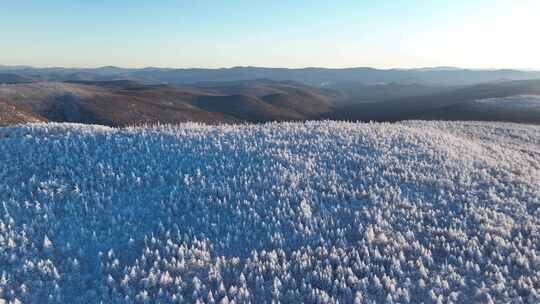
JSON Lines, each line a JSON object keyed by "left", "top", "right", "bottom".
{"left": 1, "top": 0, "right": 539, "bottom": 69}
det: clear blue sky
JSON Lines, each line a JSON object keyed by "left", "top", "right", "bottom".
{"left": 1, "top": 0, "right": 539, "bottom": 69}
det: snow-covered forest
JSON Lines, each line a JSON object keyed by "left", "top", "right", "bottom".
{"left": 0, "top": 121, "right": 539, "bottom": 303}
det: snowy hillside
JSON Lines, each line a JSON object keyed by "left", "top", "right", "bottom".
{"left": 0, "top": 121, "right": 539, "bottom": 303}
{"left": 473, "top": 95, "right": 540, "bottom": 110}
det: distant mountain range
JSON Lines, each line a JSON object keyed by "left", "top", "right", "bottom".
{"left": 0, "top": 65, "right": 539, "bottom": 126}
{"left": 2, "top": 65, "right": 540, "bottom": 86}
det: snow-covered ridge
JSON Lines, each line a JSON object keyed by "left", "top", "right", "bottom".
{"left": 0, "top": 121, "right": 539, "bottom": 303}
{"left": 473, "top": 95, "right": 540, "bottom": 109}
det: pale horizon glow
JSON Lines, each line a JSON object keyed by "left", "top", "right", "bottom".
{"left": 1, "top": 0, "right": 539, "bottom": 70}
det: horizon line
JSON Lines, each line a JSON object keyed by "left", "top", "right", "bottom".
{"left": 1, "top": 64, "right": 539, "bottom": 72}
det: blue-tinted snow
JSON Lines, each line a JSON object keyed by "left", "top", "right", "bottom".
{"left": 0, "top": 121, "right": 539, "bottom": 303}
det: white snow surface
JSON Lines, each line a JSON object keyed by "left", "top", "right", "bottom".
{"left": 0, "top": 121, "right": 539, "bottom": 303}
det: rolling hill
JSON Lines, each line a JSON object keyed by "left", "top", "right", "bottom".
{"left": 332, "top": 79, "right": 540, "bottom": 124}
{"left": 0, "top": 97, "right": 44, "bottom": 126}
{"left": 1, "top": 77, "right": 539, "bottom": 126}
{"left": 0, "top": 73, "right": 33, "bottom": 84}
{"left": 0, "top": 80, "right": 335, "bottom": 126}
